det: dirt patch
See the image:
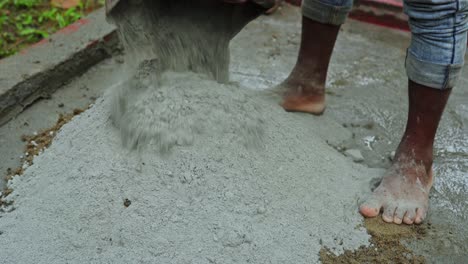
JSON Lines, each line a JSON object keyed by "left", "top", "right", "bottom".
{"left": 320, "top": 218, "right": 427, "bottom": 263}
{"left": 0, "top": 108, "right": 84, "bottom": 207}
{"left": 19, "top": 108, "right": 84, "bottom": 168}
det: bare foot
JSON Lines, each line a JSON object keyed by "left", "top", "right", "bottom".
{"left": 278, "top": 72, "right": 326, "bottom": 115}
{"left": 359, "top": 161, "right": 433, "bottom": 225}
{"left": 273, "top": 17, "right": 340, "bottom": 115}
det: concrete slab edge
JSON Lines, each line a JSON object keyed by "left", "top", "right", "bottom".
{"left": 0, "top": 8, "right": 119, "bottom": 126}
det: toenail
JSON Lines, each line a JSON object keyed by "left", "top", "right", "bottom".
{"left": 382, "top": 215, "right": 393, "bottom": 223}
{"left": 404, "top": 218, "right": 414, "bottom": 225}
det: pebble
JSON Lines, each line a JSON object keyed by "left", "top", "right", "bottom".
{"left": 257, "top": 206, "right": 266, "bottom": 215}
{"left": 180, "top": 173, "right": 193, "bottom": 183}
{"left": 344, "top": 149, "right": 364, "bottom": 163}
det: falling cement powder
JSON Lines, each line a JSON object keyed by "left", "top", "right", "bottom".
{"left": 110, "top": 66, "right": 264, "bottom": 152}
{"left": 0, "top": 71, "right": 382, "bottom": 263}
{"left": 106, "top": 0, "right": 269, "bottom": 152}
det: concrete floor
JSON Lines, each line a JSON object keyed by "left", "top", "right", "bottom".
{"left": 1, "top": 4, "right": 467, "bottom": 262}
{"left": 0, "top": 58, "right": 125, "bottom": 191}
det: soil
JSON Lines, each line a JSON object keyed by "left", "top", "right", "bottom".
{"left": 321, "top": 218, "right": 428, "bottom": 263}
{"left": 0, "top": 108, "right": 84, "bottom": 207}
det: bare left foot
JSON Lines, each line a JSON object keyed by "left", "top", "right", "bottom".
{"left": 359, "top": 159, "right": 433, "bottom": 225}
{"left": 277, "top": 69, "right": 326, "bottom": 115}
{"left": 275, "top": 17, "right": 340, "bottom": 115}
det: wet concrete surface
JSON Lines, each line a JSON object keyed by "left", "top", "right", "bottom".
{"left": 229, "top": 6, "right": 468, "bottom": 262}
{"left": 1, "top": 4, "right": 467, "bottom": 262}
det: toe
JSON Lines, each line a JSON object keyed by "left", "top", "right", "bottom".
{"left": 415, "top": 208, "right": 427, "bottom": 224}
{"left": 382, "top": 204, "right": 397, "bottom": 223}
{"left": 393, "top": 207, "right": 406, "bottom": 225}
{"left": 403, "top": 209, "right": 416, "bottom": 225}
{"left": 359, "top": 198, "right": 382, "bottom": 218}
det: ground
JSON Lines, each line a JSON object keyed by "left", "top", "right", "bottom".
{"left": 0, "top": 4, "right": 467, "bottom": 263}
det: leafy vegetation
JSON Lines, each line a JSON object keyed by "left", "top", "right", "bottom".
{"left": 0, "top": 0, "right": 104, "bottom": 59}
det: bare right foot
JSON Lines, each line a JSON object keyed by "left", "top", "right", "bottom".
{"left": 359, "top": 160, "right": 433, "bottom": 225}
{"left": 359, "top": 81, "right": 452, "bottom": 225}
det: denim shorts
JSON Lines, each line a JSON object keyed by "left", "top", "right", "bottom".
{"left": 302, "top": 0, "right": 468, "bottom": 89}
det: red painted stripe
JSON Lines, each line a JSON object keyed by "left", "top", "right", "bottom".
{"left": 359, "top": 0, "right": 403, "bottom": 8}
{"left": 57, "top": 19, "right": 90, "bottom": 35}
{"left": 285, "top": 0, "right": 402, "bottom": 7}
{"left": 285, "top": 0, "right": 301, "bottom": 6}
{"left": 285, "top": 0, "right": 408, "bottom": 31}
{"left": 349, "top": 10, "right": 409, "bottom": 32}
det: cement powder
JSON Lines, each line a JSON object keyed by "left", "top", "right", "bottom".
{"left": 106, "top": 0, "right": 264, "bottom": 152}
{"left": 0, "top": 71, "right": 380, "bottom": 264}
{"left": 110, "top": 67, "right": 264, "bottom": 152}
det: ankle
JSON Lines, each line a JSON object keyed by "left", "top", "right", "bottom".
{"left": 284, "top": 69, "right": 326, "bottom": 94}
{"left": 394, "top": 142, "right": 433, "bottom": 173}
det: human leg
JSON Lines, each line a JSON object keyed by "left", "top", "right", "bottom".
{"left": 360, "top": 0, "right": 468, "bottom": 224}
{"left": 279, "top": 0, "right": 353, "bottom": 114}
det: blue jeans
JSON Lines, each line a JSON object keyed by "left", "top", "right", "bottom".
{"left": 302, "top": 0, "right": 468, "bottom": 89}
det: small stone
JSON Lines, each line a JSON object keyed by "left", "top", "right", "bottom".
{"left": 58, "top": 103, "right": 65, "bottom": 108}
{"left": 256, "top": 206, "right": 266, "bottom": 215}
{"left": 180, "top": 173, "right": 193, "bottom": 184}
{"left": 123, "top": 199, "right": 131, "bottom": 207}
{"left": 344, "top": 149, "right": 364, "bottom": 163}
{"left": 115, "top": 57, "right": 125, "bottom": 64}
{"left": 224, "top": 191, "right": 234, "bottom": 199}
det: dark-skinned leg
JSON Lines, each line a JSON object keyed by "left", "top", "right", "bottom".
{"left": 360, "top": 80, "right": 452, "bottom": 224}
{"left": 280, "top": 16, "right": 340, "bottom": 115}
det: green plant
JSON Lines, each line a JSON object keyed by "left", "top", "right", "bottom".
{"left": 0, "top": 0, "right": 9, "bottom": 9}
{"left": 13, "top": 0, "right": 41, "bottom": 8}
{"left": 0, "top": 0, "right": 104, "bottom": 59}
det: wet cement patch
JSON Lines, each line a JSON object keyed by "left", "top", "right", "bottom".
{"left": 227, "top": 5, "right": 468, "bottom": 261}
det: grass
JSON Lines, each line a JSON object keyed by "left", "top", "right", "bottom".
{"left": 0, "top": 0, "right": 104, "bottom": 59}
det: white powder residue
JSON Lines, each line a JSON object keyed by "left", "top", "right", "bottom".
{"left": 0, "top": 73, "right": 377, "bottom": 264}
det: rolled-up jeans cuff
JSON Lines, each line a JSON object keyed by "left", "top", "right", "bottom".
{"left": 405, "top": 51, "right": 464, "bottom": 89}
{"left": 302, "top": 0, "right": 352, "bottom": 25}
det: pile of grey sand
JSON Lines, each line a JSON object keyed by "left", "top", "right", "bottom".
{"left": 0, "top": 69, "right": 381, "bottom": 263}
